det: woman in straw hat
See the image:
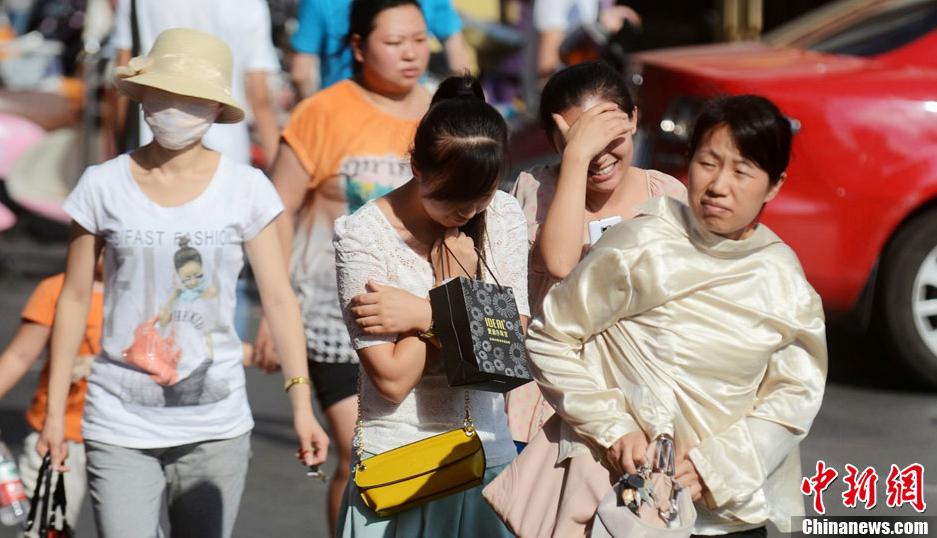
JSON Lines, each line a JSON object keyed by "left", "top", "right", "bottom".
{"left": 36, "top": 28, "right": 329, "bottom": 537}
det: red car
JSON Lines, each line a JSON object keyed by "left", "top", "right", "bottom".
{"left": 510, "top": 0, "right": 937, "bottom": 386}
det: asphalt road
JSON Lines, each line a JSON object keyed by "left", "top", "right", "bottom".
{"left": 1, "top": 228, "right": 935, "bottom": 538}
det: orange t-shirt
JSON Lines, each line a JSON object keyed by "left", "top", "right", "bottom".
{"left": 280, "top": 80, "right": 422, "bottom": 359}
{"left": 281, "top": 79, "right": 420, "bottom": 211}
{"left": 22, "top": 274, "right": 104, "bottom": 442}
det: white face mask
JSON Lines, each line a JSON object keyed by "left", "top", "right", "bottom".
{"left": 142, "top": 93, "right": 220, "bottom": 150}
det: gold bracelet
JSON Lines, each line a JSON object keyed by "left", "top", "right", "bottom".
{"left": 284, "top": 376, "right": 312, "bottom": 393}
{"left": 418, "top": 320, "right": 435, "bottom": 341}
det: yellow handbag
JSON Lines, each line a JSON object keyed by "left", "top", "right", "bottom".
{"left": 353, "top": 385, "right": 486, "bottom": 516}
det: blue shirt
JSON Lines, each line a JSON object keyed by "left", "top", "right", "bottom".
{"left": 291, "top": 0, "right": 463, "bottom": 89}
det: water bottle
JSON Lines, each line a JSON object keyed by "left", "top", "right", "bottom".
{"left": 0, "top": 440, "right": 29, "bottom": 526}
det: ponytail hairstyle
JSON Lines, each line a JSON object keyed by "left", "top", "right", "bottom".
{"left": 347, "top": 0, "right": 423, "bottom": 74}
{"left": 173, "top": 235, "right": 202, "bottom": 270}
{"left": 412, "top": 74, "right": 508, "bottom": 264}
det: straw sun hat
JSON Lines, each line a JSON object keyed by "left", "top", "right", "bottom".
{"left": 113, "top": 28, "right": 244, "bottom": 124}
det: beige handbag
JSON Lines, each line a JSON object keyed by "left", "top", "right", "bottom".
{"left": 482, "top": 415, "right": 615, "bottom": 537}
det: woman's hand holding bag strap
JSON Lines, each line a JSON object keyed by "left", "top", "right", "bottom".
{"left": 590, "top": 433, "right": 697, "bottom": 538}
{"left": 430, "top": 229, "right": 480, "bottom": 285}
{"left": 25, "top": 455, "right": 72, "bottom": 538}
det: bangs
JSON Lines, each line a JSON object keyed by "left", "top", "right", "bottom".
{"left": 688, "top": 95, "right": 791, "bottom": 183}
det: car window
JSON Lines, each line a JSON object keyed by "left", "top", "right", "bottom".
{"left": 808, "top": 2, "right": 937, "bottom": 56}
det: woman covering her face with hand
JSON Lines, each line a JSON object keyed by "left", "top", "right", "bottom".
{"left": 36, "top": 28, "right": 327, "bottom": 538}
{"left": 522, "top": 95, "right": 827, "bottom": 536}
{"left": 506, "top": 61, "right": 686, "bottom": 446}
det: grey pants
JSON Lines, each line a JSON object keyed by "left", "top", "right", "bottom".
{"left": 85, "top": 433, "right": 250, "bottom": 538}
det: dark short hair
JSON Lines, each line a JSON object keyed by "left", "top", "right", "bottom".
{"left": 688, "top": 95, "right": 792, "bottom": 185}
{"left": 348, "top": 0, "right": 423, "bottom": 73}
{"left": 412, "top": 74, "right": 508, "bottom": 260}
{"left": 173, "top": 235, "right": 201, "bottom": 270}
{"left": 539, "top": 61, "right": 635, "bottom": 143}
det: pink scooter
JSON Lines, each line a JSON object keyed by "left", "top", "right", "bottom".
{"left": 0, "top": 112, "right": 45, "bottom": 231}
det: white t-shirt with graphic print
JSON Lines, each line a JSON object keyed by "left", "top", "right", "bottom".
{"left": 63, "top": 153, "right": 283, "bottom": 448}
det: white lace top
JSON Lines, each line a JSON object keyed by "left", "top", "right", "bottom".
{"left": 334, "top": 190, "right": 530, "bottom": 467}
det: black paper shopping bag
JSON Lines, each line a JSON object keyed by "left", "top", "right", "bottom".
{"left": 429, "top": 276, "right": 531, "bottom": 393}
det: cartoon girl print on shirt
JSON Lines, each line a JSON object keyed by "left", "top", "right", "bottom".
{"left": 121, "top": 235, "right": 230, "bottom": 407}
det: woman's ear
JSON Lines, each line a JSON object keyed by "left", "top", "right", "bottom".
{"left": 351, "top": 34, "right": 365, "bottom": 65}
{"left": 629, "top": 106, "right": 640, "bottom": 134}
{"left": 764, "top": 172, "right": 786, "bottom": 203}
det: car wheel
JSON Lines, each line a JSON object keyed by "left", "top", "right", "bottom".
{"left": 876, "top": 208, "right": 937, "bottom": 389}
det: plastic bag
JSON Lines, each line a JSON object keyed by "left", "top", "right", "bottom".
{"left": 122, "top": 316, "right": 180, "bottom": 385}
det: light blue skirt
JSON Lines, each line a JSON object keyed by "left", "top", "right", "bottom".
{"left": 337, "top": 463, "right": 512, "bottom": 538}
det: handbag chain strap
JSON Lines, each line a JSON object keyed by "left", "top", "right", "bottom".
{"left": 353, "top": 360, "right": 475, "bottom": 471}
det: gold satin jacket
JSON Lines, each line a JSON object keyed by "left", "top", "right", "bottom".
{"left": 526, "top": 197, "right": 828, "bottom": 534}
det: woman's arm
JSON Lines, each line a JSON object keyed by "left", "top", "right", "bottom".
{"left": 526, "top": 245, "right": 644, "bottom": 448}
{"left": 246, "top": 221, "right": 329, "bottom": 466}
{"left": 335, "top": 211, "right": 436, "bottom": 404}
{"left": 254, "top": 142, "right": 312, "bottom": 372}
{"left": 356, "top": 336, "right": 431, "bottom": 404}
{"left": 158, "top": 289, "right": 179, "bottom": 327}
{"left": 537, "top": 104, "right": 633, "bottom": 279}
{"left": 688, "top": 290, "right": 828, "bottom": 509}
{"left": 38, "top": 223, "right": 101, "bottom": 471}
{"left": 270, "top": 141, "right": 310, "bottom": 269}
{"left": 442, "top": 32, "right": 471, "bottom": 74}
{"left": 246, "top": 71, "right": 280, "bottom": 167}
{"left": 290, "top": 52, "right": 320, "bottom": 99}
{"left": 0, "top": 323, "right": 51, "bottom": 399}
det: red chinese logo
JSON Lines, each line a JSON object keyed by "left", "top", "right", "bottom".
{"left": 801, "top": 460, "right": 839, "bottom": 514}
{"left": 802, "top": 462, "right": 928, "bottom": 513}
{"left": 885, "top": 463, "right": 927, "bottom": 512}
{"left": 842, "top": 464, "right": 878, "bottom": 509}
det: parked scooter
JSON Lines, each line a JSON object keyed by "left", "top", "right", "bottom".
{"left": 0, "top": 0, "right": 111, "bottom": 237}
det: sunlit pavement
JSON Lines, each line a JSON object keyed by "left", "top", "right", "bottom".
{"left": 1, "top": 230, "right": 934, "bottom": 538}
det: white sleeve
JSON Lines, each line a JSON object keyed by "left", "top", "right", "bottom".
{"left": 334, "top": 214, "right": 395, "bottom": 350}
{"left": 243, "top": 0, "right": 280, "bottom": 73}
{"left": 534, "top": 0, "right": 573, "bottom": 31}
{"left": 62, "top": 166, "right": 104, "bottom": 234}
{"left": 747, "top": 416, "right": 801, "bottom": 476}
{"left": 488, "top": 193, "right": 530, "bottom": 317}
{"left": 242, "top": 170, "right": 284, "bottom": 240}
{"left": 112, "top": 0, "right": 132, "bottom": 51}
